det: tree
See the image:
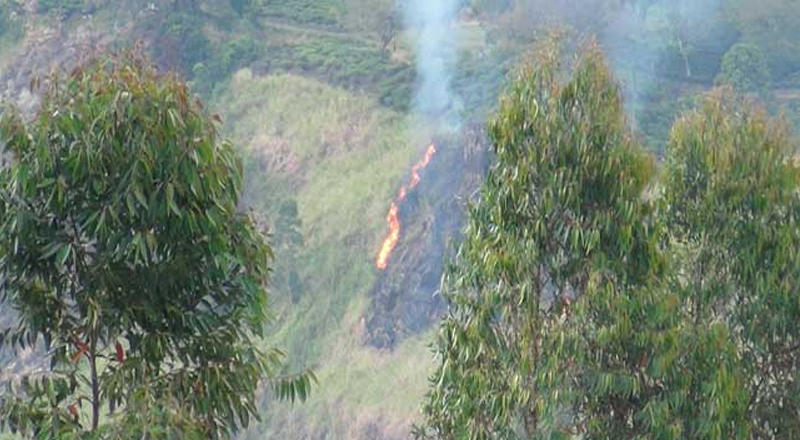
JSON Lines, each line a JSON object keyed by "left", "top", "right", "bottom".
{"left": 724, "top": 0, "right": 800, "bottom": 82}
{"left": 0, "top": 52, "right": 312, "bottom": 439}
{"left": 415, "top": 41, "right": 662, "bottom": 439}
{"left": 663, "top": 90, "right": 800, "bottom": 439}
{"left": 415, "top": 44, "right": 783, "bottom": 440}
{"left": 716, "top": 42, "right": 771, "bottom": 96}
{"left": 564, "top": 93, "right": 760, "bottom": 437}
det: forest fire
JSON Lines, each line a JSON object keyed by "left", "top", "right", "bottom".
{"left": 376, "top": 143, "right": 438, "bottom": 270}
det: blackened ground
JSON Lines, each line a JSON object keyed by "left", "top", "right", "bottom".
{"left": 364, "top": 126, "right": 489, "bottom": 349}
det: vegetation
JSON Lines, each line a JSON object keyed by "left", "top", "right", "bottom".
{"left": 210, "top": 71, "right": 432, "bottom": 438}
{"left": 716, "top": 42, "right": 771, "bottom": 95}
{"left": 1, "top": 0, "right": 800, "bottom": 439}
{"left": 415, "top": 41, "right": 663, "bottom": 440}
{"left": 664, "top": 91, "right": 800, "bottom": 438}
{"left": 259, "top": 0, "right": 345, "bottom": 28}
{"left": 0, "top": 0, "right": 22, "bottom": 42}
{"left": 36, "top": 0, "right": 90, "bottom": 16}
{"left": 0, "top": 53, "right": 312, "bottom": 439}
{"left": 257, "top": 35, "right": 414, "bottom": 110}
{"left": 417, "top": 41, "right": 800, "bottom": 440}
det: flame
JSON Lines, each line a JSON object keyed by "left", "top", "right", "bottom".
{"left": 376, "top": 143, "right": 438, "bottom": 270}
{"left": 409, "top": 143, "right": 437, "bottom": 189}
{"left": 376, "top": 202, "right": 401, "bottom": 270}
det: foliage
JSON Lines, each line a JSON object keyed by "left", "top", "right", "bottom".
{"left": 633, "top": 83, "right": 696, "bottom": 153}
{"left": 0, "top": 53, "right": 312, "bottom": 439}
{"left": 230, "top": 0, "right": 258, "bottom": 16}
{"left": 415, "top": 41, "right": 663, "bottom": 439}
{"left": 257, "top": 0, "right": 346, "bottom": 28}
{"left": 192, "top": 36, "right": 260, "bottom": 95}
{"left": 36, "top": 0, "right": 89, "bottom": 16}
{"left": 415, "top": 31, "right": 800, "bottom": 438}
{"left": 663, "top": 90, "right": 800, "bottom": 439}
{"left": 417, "top": 37, "right": 800, "bottom": 437}
{"left": 260, "top": 35, "right": 414, "bottom": 110}
{"left": 716, "top": 42, "right": 771, "bottom": 96}
{"left": 269, "top": 201, "right": 305, "bottom": 303}
{"left": 163, "top": 13, "right": 212, "bottom": 75}
{"left": 0, "top": 0, "right": 23, "bottom": 40}
{"left": 725, "top": 0, "right": 800, "bottom": 82}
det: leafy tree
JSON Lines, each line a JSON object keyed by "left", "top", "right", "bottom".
{"left": 564, "top": 280, "right": 749, "bottom": 439}
{"left": 716, "top": 42, "right": 771, "bottom": 96}
{"left": 416, "top": 43, "right": 791, "bottom": 440}
{"left": 562, "top": 92, "right": 760, "bottom": 437}
{"left": 0, "top": 52, "right": 312, "bottom": 439}
{"left": 415, "top": 41, "right": 662, "bottom": 439}
{"left": 658, "top": 0, "right": 731, "bottom": 81}
{"left": 724, "top": 0, "right": 800, "bottom": 82}
{"left": 663, "top": 90, "right": 800, "bottom": 439}
{"left": 192, "top": 36, "right": 259, "bottom": 93}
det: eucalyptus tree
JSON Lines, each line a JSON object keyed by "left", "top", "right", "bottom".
{"left": 562, "top": 93, "right": 760, "bottom": 438}
{"left": 415, "top": 41, "right": 663, "bottom": 439}
{"left": 0, "top": 52, "right": 312, "bottom": 439}
{"left": 663, "top": 90, "right": 800, "bottom": 439}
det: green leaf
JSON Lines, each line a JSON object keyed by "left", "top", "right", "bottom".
{"left": 166, "top": 182, "right": 181, "bottom": 217}
{"left": 55, "top": 244, "right": 70, "bottom": 267}
{"left": 133, "top": 184, "right": 148, "bottom": 210}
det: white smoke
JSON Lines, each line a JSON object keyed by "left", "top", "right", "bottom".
{"left": 602, "top": 0, "right": 724, "bottom": 125}
{"left": 404, "top": 0, "right": 461, "bottom": 125}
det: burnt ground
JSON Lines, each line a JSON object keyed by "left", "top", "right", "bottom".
{"left": 364, "top": 125, "right": 489, "bottom": 349}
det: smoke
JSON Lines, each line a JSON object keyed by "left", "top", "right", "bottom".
{"left": 600, "top": 0, "right": 727, "bottom": 127}
{"left": 404, "top": 0, "right": 461, "bottom": 127}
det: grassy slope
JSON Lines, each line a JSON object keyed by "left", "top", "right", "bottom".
{"left": 213, "top": 71, "right": 435, "bottom": 438}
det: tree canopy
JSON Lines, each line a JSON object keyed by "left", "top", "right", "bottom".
{"left": 0, "top": 52, "right": 312, "bottom": 439}
{"left": 417, "top": 40, "right": 800, "bottom": 439}
{"left": 415, "top": 41, "right": 663, "bottom": 440}
{"left": 716, "top": 42, "right": 771, "bottom": 95}
{"left": 664, "top": 90, "right": 800, "bottom": 438}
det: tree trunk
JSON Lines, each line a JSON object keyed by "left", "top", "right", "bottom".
{"left": 90, "top": 337, "right": 100, "bottom": 431}
{"left": 678, "top": 39, "right": 692, "bottom": 78}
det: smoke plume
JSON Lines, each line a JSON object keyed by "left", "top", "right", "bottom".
{"left": 601, "top": 0, "right": 726, "bottom": 125}
{"left": 404, "top": 0, "right": 461, "bottom": 125}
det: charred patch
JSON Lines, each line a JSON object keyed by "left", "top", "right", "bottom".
{"left": 364, "top": 126, "right": 489, "bottom": 349}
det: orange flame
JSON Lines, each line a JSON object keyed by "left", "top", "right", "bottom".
{"left": 376, "top": 143, "right": 438, "bottom": 270}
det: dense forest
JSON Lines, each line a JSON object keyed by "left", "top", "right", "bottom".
{"left": 0, "top": 0, "right": 798, "bottom": 439}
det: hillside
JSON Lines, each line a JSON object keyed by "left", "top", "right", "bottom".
{"left": 0, "top": 2, "right": 487, "bottom": 437}
{"left": 1, "top": 1, "right": 800, "bottom": 439}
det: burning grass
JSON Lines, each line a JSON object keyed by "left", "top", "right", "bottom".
{"left": 376, "top": 143, "right": 438, "bottom": 270}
